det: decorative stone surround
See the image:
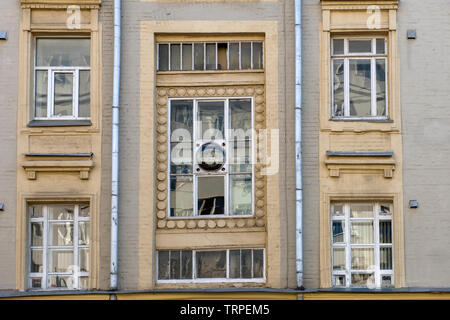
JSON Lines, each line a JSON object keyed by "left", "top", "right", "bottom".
{"left": 156, "top": 86, "right": 266, "bottom": 230}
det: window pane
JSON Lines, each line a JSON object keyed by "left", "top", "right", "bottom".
{"left": 229, "top": 250, "right": 241, "bottom": 278}
{"left": 379, "top": 221, "right": 392, "bottom": 244}
{"left": 54, "top": 73, "right": 73, "bottom": 117}
{"left": 35, "top": 70, "right": 48, "bottom": 118}
{"left": 229, "top": 174, "right": 252, "bottom": 216}
{"left": 30, "top": 205, "right": 44, "bottom": 218}
{"left": 382, "top": 275, "right": 392, "bottom": 287}
{"left": 49, "top": 222, "right": 73, "bottom": 246}
{"left": 79, "top": 221, "right": 90, "bottom": 245}
{"left": 333, "top": 39, "right": 344, "bottom": 55}
{"left": 229, "top": 43, "right": 240, "bottom": 70}
{"left": 79, "top": 277, "right": 89, "bottom": 289}
{"left": 351, "top": 222, "right": 374, "bottom": 244}
{"left": 350, "top": 203, "right": 373, "bottom": 218}
{"left": 349, "top": 59, "right": 371, "bottom": 117}
{"left": 36, "top": 38, "right": 90, "bottom": 67}
{"left": 198, "top": 101, "right": 224, "bottom": 140}
{"left": 182, "top": 44, "right": 193, "bottom": 70}
{"left": 198, "top": 176, "right": 225, "bottom": 215}
{"left": 49, "top": 205, "right": 74, "bottom": 220}
{"left": 170, "top": 44, "right": 181, "bottom": 71}
{"left": 48, "top": 275, "right": 73, "bottom": 289}
{"left": 351, "top": 273, "right": 374, "bottom": 287}
{"left": 332, "top": 204, "right": 344, "bottom": 216}
{"left": 376, "top": 59, "right": 386, "bottom": 116}
{"left": 170, "top": 142, "right": 192, "bottom": 174}
{"left": 252, "top": 42, "right": 263, "bottom": 69}
{"left": 206, "top": 43, "right": 216, "bottom": 70}
{"left": 79, "top": 248, "right": 89, "bottom": 272}
{"left": 158, "top": 44, "right": 169, "bottom": 71}
{"left": 333, "top": 248, "right": 345, "bottom": 270}
{"left": 49, "top": 250, "right": 74, "bottom": 273}
{"left": 80, "top": 204, "right": 90, "bottom": 217}
{"left": 194, "top": 43, "right": 204, "bottom": 70}
{"left": 332, "top": 59, "right": 345, "bottom": 117}
{"left": 241, "top": 249, "right": 252, "bottom": 278}
{"left": 171, "top": 100, "right": 194, "bottom": 141}
{"left": 253, "top": 249, "right": 264, "bottom": 278}
{"left": 181, "top": 251, "right": 193, "bottom": 279}
{"left": 380, "top": 204, "right": 391, "bottom": 215}
{"left": 230, "top": 99, "right": 252, "bottom": 132}
{"left": 334, "top": 275, "right": 346, "bottom": 287}
{"left": 78, "top": 70, "right": 90, "bottom": 118}
{"left": 380, "top": 247, "right": 393, "bottom": 270}
{"left": 170, "top": 250, "right": 181, "bottom": 279}
{"left": 217, "top": 43, "right": 227, "bottom": 70}
{"left": 158, "top": 251, "right": 169, "bottom": 280}
{"left": 241, "top": 42, "right": 251, "bottom": 69}
{"left": 230, "top": 141, "right": 252, "bottom": 173}
{"left": 376, "top": 38, "right": 385, "bottom": 54}
{"left": 30, "top": 278, "right": 42, "bottom": 289}
{"left": 351, "top": 248, "right": 374, "bottom": 270}
{"left": 332, "top": 221, "right": 345, "bottom": 243}
{"left": 31, "top": 223, "right": 43, "bottom": 246}
{"left": 348, "top": 39, "right": 372, "bottom": 53}
{"left": 196, "top": 251, "right": 226, "bottom": 278}
{"left": 30, "top": 249, "right": 43, "bottom": 273}
{"left": 170, "top": 175, "right": 194, "bottom": 217}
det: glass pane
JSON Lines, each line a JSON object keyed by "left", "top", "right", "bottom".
{"left": 49, "top": 222, "right": 74, "bottom": 246}
{"left": 350, "top": 203, "right": 373, "bottom": 218}
{"left": 181, "top": 251, "right": 193, "bottom": 279}
{"left": 170, "top": 44, "right": 181, "bottom": 71}
{"left": 382, "top": 275, "right": 392, "bottom": 287}
{"left": 80, "top": 204, "right": 90, "bottom": 217}
{"left": 206, "top": 43, "right": 216, "bottom": 70}
{"left": 332, "top": 204, "right": 344, "bottom": 216}
{"left": 79, "top": 221, "right": 90, "bottom": 245}
{"left": 49, "top": 250, "right": 74, "bottom": 273}
{"left": 334, "top": 275, "right": 346, "bottom": 287}
{"left": 333, "top": 39, "right": 344, "bottom": 55}
{"left": 31, "top": 223, "right": 43, "bottom": 246}
{"left": 380, "top": 247, "right": 392, "bottom": 270}
{"left": 351, "top": 273, "right": 374, "bottom": 287}
{"left": 170, "top": 176, "right": 194, "bottom": 217}
{"left": 217, "top": 43, "right": 227, "bottom": 70}
{"left": 332, "top": 59, "right": 345, "bottom": 117}
{"left": 170, "top": 142, "right": 192, "bottom": 174}
{"left": 376, "top": 38, "right": 385, "bottom": 54}
{"left": 230, "top": 99, "right": 252, "bottom": 132}
{"left": 54, "top": 72, "right": 73, "bottom": 117}
{"left": 170, "top": 250, "right": 181, "bottom": 279}
{"left": 351, "top": 248, "right": 374, "bottom": 270}
{"left": 49, "top": 275, "right": 73, "bottom": 289}
{"left": 30, "top": 205, "right": 43, "bottom": 218}
{"left": 379, "top": 221, "right": 392, "bottom": 244}
{"left": 349, "top": 59, "right": 371, "bottom": 117}
{"left": 198, "top": 176, "right": 225, "bottom": 215}
{"left": 333, "top": 248, "right": 345, "bottom": 270}
{"left": 230, "top": 141, "right": 252, "bottom": 173}
{"left": 194, "top": 43, "right": 204, "bottom": 70}
{"left": 31, "top": 278, "right": 42, "bottom": 289}
{"left": 182, "top": 44, "right": 193, "bottom": 70}
{"left": 253, "top": 249, "right": 264, "bottom": 278}
{"left": 158, "top": 251, "right": 169, "bottom": 280}
{"left": 35, "top": 70, "right": 48, "bottom": 118}
{"left": 196, "top": 251, "right": 226, "bottom": 278}
{"left": 380, "top": 203, "right": 391, "bottom": 215}
{"left": 241, "top": 249, "right": 252, "bottom": 278}
{"left": 49, "top": 205, "right": 74, "bottom": 220}
{"left": 171, "top": 100, "right": 193, "bottom": 141}
{"left": 332, "top": 221, "right": 345, "bottom": 243}
{"left": 241, "top": 42, "right": 251, "bottom": 69}
{"left": 36, "top": 38, "right": 90, "bottom": 67}
{"left": 229, "top": 174, "right": 252, "bottom": 216}
{"left": 229, "top": 250, "right": 241, "bottom": 278}
{"left": 351, "top": 222, "right": 374, "bottom": 244}
{"left": 376, "top": 59, "right": 386, "bottom": 116}
{"left": 158, "top": 44, "right": 169, "bottom": 71}
{"left": 348, "top": 39, "right": 372, "bottom": 53}
{"left": 30, "top": 249, "right": 43, "bottom": 273}
{"left": 229, "top": 43, "right": 240, "bottom": 70}
{"left": 252, "top": 42, "right": 263, "bottom": 69}
{"left": 79, "top": 277, "right": 89, "bottom": 289}
{"left": 198, "top": 101, "right": 224, "bottom": 140}
{"left": 78, "top": 70, "right": 90, "bottom": 118}
{"left": 79, "top": 248, "right": 89, "bottom": 272}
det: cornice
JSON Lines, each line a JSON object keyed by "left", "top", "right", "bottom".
{"left": 321, "top": 0, "right": 398, "bottom": 10}
{"left": 20, "top": 0, "right": 101, "bottom": 9}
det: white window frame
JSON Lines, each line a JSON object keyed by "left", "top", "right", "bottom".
{"left": 168, "top": 97, "right": 255, "bottom": 219}
{"left": 331, "top": 202, "right": 394, "bottom": 289}
{"left": 331, "top": 37, "right": 388, "bottom": 119}
{"left": 28, "top": 204, "right": 90, "bottom": 290}
{"left": 34, "top": 37, "right": 91, "bottom": 120}
{"left": 156, "top": 248, "right": 266, "bottom": 283}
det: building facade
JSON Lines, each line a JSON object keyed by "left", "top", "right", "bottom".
{"left": 1, "top": 0, "right": 450, "bottom": 300}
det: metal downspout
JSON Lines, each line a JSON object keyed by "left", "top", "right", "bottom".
{"left": 110, "top": 0, "right": 121, "bottom": 291}
{"left": 294, "top": 0, "right": 304, "bottom": 290}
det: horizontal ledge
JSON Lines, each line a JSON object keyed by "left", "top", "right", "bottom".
{"left": 27, "top": 120, "right": 92, "bottom": 127}
{"left": 24, "top": 153, "right": 93, "bottom": 158}
{"left": 329, "top": 118, "right": 394, "bottom": 123}
{"left": 326, "top": 151, "right": 394, "bottom": 157}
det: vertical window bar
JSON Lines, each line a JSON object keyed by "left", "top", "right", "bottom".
{"left": 157, "top": 43, "right": 160, "bottom": 70}
{"left": 371, "top": 58, "right": 377, "bottom": 116}
{"left": 180, "top": 43, "right": 183, "bottom": 71}
{"left": 344, "top": 59, "right": 350, "bottom": 116}
{"left": 226, "top": 249, "right": 230, "bottom": 279}
{"left": 168, "top": 44, "right": 171, "bottom": 71}
{"left": 262, "top": 42, "right": 265, "bottom": 69}
{"left": 239, "top": 42, "right": 242, "bottom": 70}
{"left": 374, "top": 203, "right": 381, "bottom": 288}
{"left": 203, "top": 42, "right": 206, "bottom": 70}
{"left": 74, "top": 205, "right": 79, "bottom": 289}
{"left": 179, "top": 250, "right": 182, "bottom": 279}
{"left": 47, "top": 70, "right": 52, "bottom": 118}
{"left": 43, "top": 205, "right": 48, "bottom": 289}
{"left": 345, "top": 204, "right": 351, "bottom": 287}
{"left": 225, "top": 98, "right": 230, "bottom": 215}
{"left": 74, "top": 70, "right": 79, "bottom": 118}
{"left": 216, "top": 43, "right": 218, "bottom": 70}
{"left": 193, "top": 99, "right": 198, "bottom": 216}
{"left": 227, "top": 42, "right": 230, "bottom": 70}
{"left": 251, "top": 42, "right": 254, "bottom": 69}
{"left": 192, "top": 43, "right": 194, "bottom": 71}
{"left": 251, "top": 249, "right": 254, "bottom": 278}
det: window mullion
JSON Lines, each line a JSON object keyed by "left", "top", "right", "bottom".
{"left": 345, "top": 204, "right": 351, "bottom": 287}
{"left": 374, "top": 203, "right": 380, "bottom": 288}
{"left": 43, "top": 205, "right": 48, "bottom": 289}
{"left": 74, "top": 70, "right": 79, "bottom": 119}
{"left": 47, "top": 70, "right": 53, "bottom": 118}
{"left": 168, "top": 43, "right": 171, "bottom": 71}
{"left": 225, "top": 99, "right": 230, "bottom": 215}
{"left": 344, "top": 59, "right": 350, "bottom": 116}
{"left": 239, "top": 42, "right": 242, "bottom": 70}
{"left": 73, "top": 205, "right": 79, "bottom": 289}
{"left": 193, "top": 99, "right": 198, "bottom": 216}
{"left": 371, "top": 58, "right": 377, "bottom": 116}
{"left": 180, "top": 43, "right": 183, "bottom": 71}
{"left": 215, "top": 43, "right": 218, "bottom": 70}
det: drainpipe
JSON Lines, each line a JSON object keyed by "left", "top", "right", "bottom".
{"left": 110, "top": 0, "right": 121, "bottom": 291}
{"left": 294, "top": 0, "right": 304, "bottom": 290}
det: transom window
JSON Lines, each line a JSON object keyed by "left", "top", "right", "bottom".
{"left": 34, "top": 38, "right": 90, "bottom": 120}
{"left": 157, "top": 249, "right": 264, "bottom": 282}
{"left": 331, "top": 37, "right": 387, "bottom": 118}
{"left": 331, "top": 202, "right": 393, "bottom": 288}
{"left": 28, "top": 204, "right": 90, "bottom": 290}
{"left": 158, "top": 41, "right": 264, "bottom": 71}
{"left": 169, "top": 98, "right": 253, "bottom": 217}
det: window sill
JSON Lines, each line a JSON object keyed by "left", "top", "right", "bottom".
{"left": 27, "top": 120, "right": 92, "bottom": 127}
{"left": 329, "top": 118, "right": 393, "bottom": 123}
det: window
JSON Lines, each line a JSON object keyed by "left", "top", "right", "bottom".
{"left": 34, "top": 38, "right": 90, "bottom": 120}
{"left": 331, "top": 37, "right": 387, "bottom": 118}
{"left": 157, "top": 249, "right": 264, "bottom": 282}
{"left": 331, "top": 202, "right": 393, "bottom": 288}
{"left": 28, "top": 204, "right": 90, "bottom": 290}
{"left": 169, "top": 98, "right": 253, "bottom": 217}
{"left": 158, "top": 41, "right": 264, "bottom": 71}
